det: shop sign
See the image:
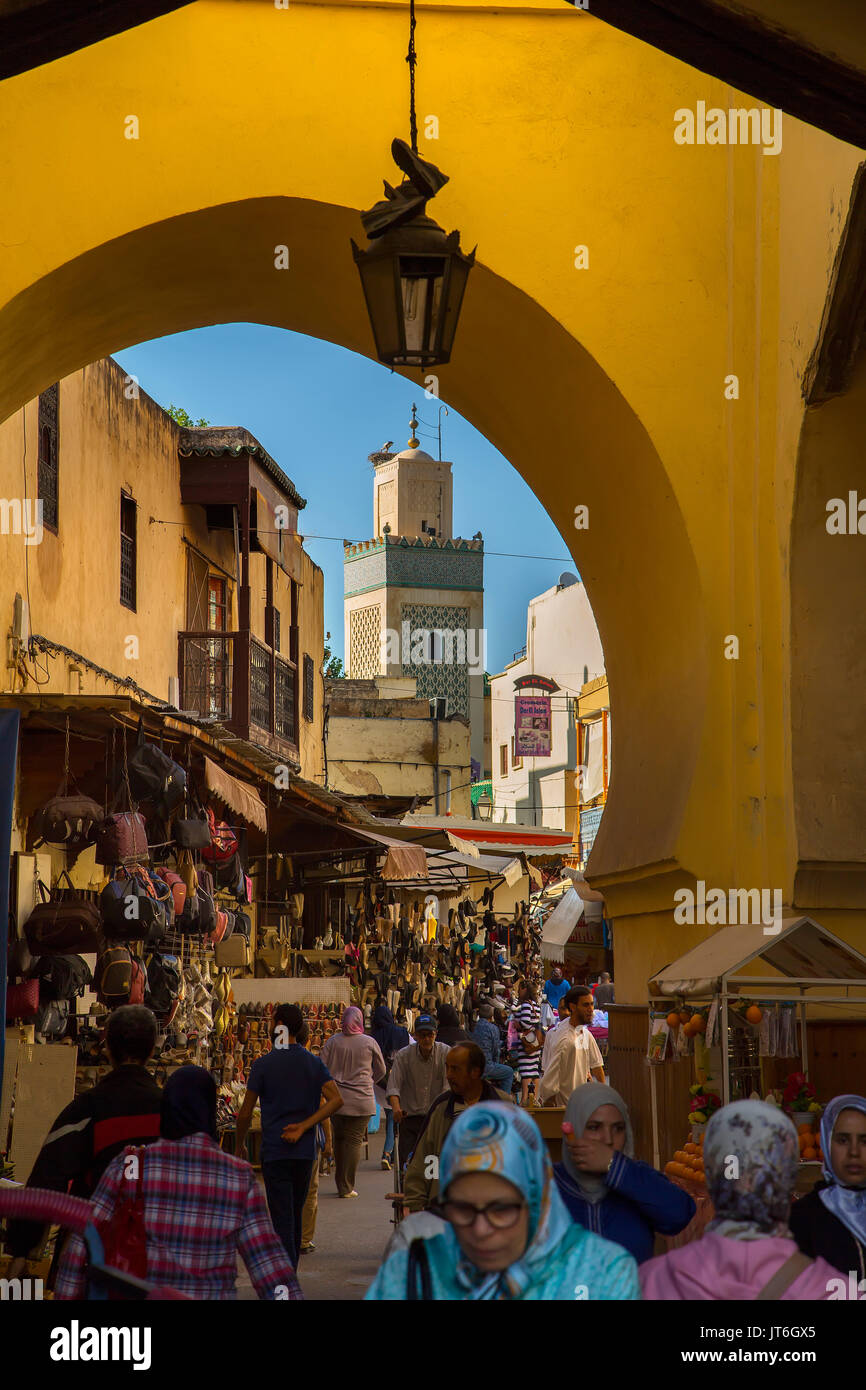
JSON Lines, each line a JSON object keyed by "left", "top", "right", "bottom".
{"left": 515, "top": 695, "right": 552, "bottom": 757}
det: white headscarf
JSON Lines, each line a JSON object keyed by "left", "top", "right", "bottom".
{"left": 704, "top": 1100, "right": 798, "bottom": 1240}
{"left": 818, "top": 1094, "right": 866, "bottom": 1250}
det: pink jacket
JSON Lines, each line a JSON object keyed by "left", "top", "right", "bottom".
{"left": 640, "top": 1233, "right": 838, "bottom": 1300}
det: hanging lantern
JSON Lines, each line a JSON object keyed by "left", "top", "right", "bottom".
{"left": 352, "top": 206, "right": 474, "bottom": 369}
{"left": 351, "top": 2, "right": 474, "bottom": 369}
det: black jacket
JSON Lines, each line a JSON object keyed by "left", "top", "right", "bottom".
{"left": 789, "top": 1183, "right": 865, "bottom": 1276}
{"left": 6, "top": 1064, "right": 163, "bottom": 1258}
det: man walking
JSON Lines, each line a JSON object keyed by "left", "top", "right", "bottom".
{"left": 538, "top": 986, "right": 606, "bottom": 1106}
{"left": 401, "top": 1043, "right": 513, "bottom": 1212}
{"left": 235, "top": 1004, "right": 343, "bottom": 1267}
{"left": 471, "top": 1002, "right": 514, "bottom": 1096}
{"left": 386, "top": 1015, "right": 450, "bottom": 1172}
{"left": 594, "top": 971, "right": 615, "bottom": 1007}
{"left": 543, "top": 963, "right": 571, "bottom": 1014}
{"left": 6, "top": 1005, "right": 163, "bottom": 1279}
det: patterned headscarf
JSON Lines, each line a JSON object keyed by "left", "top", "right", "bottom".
{"left": 704, "top": 1100, "right": 798, "bottom": 1240}
{"left": 439, "top": 1101, "right": 574, "bottom": 1299}
{"left": 818, "top": 1094, "right": 866, "bottom": 1249}
{"left": 341, "top": 1005, "right": 364, "bottom": 1036}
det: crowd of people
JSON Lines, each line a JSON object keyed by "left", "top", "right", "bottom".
{"left": 4, "top": 966, "right": 866, "bottom": 1302}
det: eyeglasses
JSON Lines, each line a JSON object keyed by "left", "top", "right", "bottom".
{"left": 431, "top": 1198, "right": 527, "bottom": 1230}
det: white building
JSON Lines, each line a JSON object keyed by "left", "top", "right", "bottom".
{"left": 489, "top": 574, "right": 604, "bottom": 831}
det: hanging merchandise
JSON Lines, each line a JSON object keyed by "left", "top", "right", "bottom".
{"left": 24, "top": 871, "right": 102, "bottom": 955}
{"left": 201, "top": 807, "right": 239, "bottom": 864}
{"left": 127, "top": 727, "right": 186, "bottom": 818}
{"left": 29, "top": 717, "right": 103, "bottom": 854}
{"left": 173, "top": 812, "right": 211, "bottom": 850}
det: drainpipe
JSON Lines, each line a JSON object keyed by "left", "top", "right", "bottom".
{"left": 432, "top": 711, "right": 440, "bottom": 813}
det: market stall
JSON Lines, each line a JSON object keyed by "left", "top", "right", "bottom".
{"left": 645, "top": 914, "right": 866, "bottom": 1183}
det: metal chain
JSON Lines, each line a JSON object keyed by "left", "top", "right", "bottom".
{"left": 407, "top": 0, "right": 418, "bottom": 153}
{"left": 63, "top": 715, "right": 70, "bottom": 793}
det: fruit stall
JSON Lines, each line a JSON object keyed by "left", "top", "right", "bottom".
{"left": 645, "top": 914, "right": 866, "bottom": 1177}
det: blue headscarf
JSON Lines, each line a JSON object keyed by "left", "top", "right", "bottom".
{"left": 438, "top": 1101, "right": 575, "bottom": 1299}
{"left": 370, "top": 1005, "right": 410, "bottom": 1062}
{"left": 160, "top": 1065, "right": 218, "bottom": 1142}
{"left": 818, "top": 1094, "right": 866, "bottom": 1249}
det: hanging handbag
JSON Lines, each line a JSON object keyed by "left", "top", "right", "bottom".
{"left": 173, "top": 812, "right": 211, "bottom": 850}
{"left": 28, "top": 953, "right": 92, "bottom": 1001}
{"left": 201, "top": 807, "right": 238, "bottom": 864}
{"left": 29, "top": 717, "right": 103, "bottom": 854}
{"left": 95, "top": 812, "right": 149, "bottom": 866}
{"left": 96, "top": 1146, "right": 149, "bottom": 1291}
{"left": 215, "top": 936, "right": 250, "bottom": 969}
{"left": 128, "top": 727, "right": 186, "bottom": 818}
{"left": 96, "top": 946, "right": 134, "bottom": 1006}
{"left": 24, "top": 872, "right": 102, "bottom": 955}
{"left": 6, "top": 978, "right": 40, "bottom": 1019}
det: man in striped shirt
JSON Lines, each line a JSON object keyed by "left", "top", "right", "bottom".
{"left": 5, "top": 1005, "right": 163, "bottom": 1277}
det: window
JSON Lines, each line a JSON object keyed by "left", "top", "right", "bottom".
{"left": 511, "top": 736, "right": 523, "bottom": 771}
{"left": 208, "top": 576, "right": 227, "bottom": 631}
{"left": 303, "top": 653, "right": 315, "bottom": 722}
{"left": 273, "top": 608, "right": 281, "bottom": 653}
{"left": 499, "top": 743, "right": 508, "bottom": 777}
{"left": 120, "top": 492, "right": 137, "bottom": 610}
{"left": 37, "top": 384, "right": 59, "bottom": 531}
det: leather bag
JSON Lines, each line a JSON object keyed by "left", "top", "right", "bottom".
{"left": 173, "top": 813, "right": 211, "bottom": 850}
{"left": 128, "top": 739, "right": 186, "bottom": 817}
{"left": 24, "top": 872, "right": 102, "bottom": 955}
{"left": 215, "top": 936, "right": 250, "bottom": 970}
{"left": 31, "top": 789, "right": 104, "bottom": 854}
{"left": 6, "top": 978, "right": 40, "bottom": 1019}
{"left": 95, "top": 812, "right": 149, "bottom": 866}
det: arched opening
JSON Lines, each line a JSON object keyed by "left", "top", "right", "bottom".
{"left": 0, "top": 196, "right": 708, "bottom": 908}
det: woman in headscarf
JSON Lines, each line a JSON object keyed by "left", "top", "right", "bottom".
{"left": 321, "top": 1006, "right": 386, "bottom": 1197}
{"left": 554, "top": 1083, "right": 696, "bottom": 1263}
{"left": 640, "top": 1100, "right": 839, "bottom": 1299}
{"left": 364, "top": 1100, "right": 640, "bottom": 1300}
{"left": 436, "top": 1003, "right": 469, "bottom": 1047}
{"left": 789, "top": 1093, "right": 866, "bottom": 1277}
{"left": 55, "top": 1066, "right": 301, "bottom": 1300}
{"left": 369, "top": 1004, "right": 410, "bottom": 1171}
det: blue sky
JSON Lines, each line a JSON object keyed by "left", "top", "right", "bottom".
{"left": 114, "top": 324, "right": 576, "bottom": 674}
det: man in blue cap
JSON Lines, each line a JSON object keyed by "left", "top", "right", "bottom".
{"left": 386, "top": 1015, "right": 450, "bottom": 1172}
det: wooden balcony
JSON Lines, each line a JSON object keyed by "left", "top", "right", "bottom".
{"left": 178, "top": 630, "right": 299, "bottom": 765}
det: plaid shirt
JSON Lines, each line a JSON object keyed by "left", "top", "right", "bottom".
{"left": 55, "top": 1133, "right": 302, "bottom": 1301}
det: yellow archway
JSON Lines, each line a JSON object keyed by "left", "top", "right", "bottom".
{"left": 1, "top": 0, "right": 864, "bottom": 998}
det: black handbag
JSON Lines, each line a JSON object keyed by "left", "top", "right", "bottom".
{"left": 127, "top": 722, "right": 186, "bottom": 817}
{"left": 407, "top": 1238, "right": 432, "bottom": 1300}
{"left": 174, "top": 813, "right": 211, "bottom": 849}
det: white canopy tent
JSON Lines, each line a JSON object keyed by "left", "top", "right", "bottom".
{"left": 648, "top": 913, "right": 866, "bottom": 1107}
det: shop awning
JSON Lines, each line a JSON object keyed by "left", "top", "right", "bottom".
{"left": 649, "top": 914, "right": 866, "bottom": 998}
{"left": 541, "top": 887, "right": 585, "bottom": 961}
{"left": 204, "top": 755, "right": 268, "bottom": 833}
{"left": 380, "top": 843, "right": 428, "bottom": 880}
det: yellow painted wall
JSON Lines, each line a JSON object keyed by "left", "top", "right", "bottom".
{"left": 0, "top": 1, "right": 863, "bottom": 1000}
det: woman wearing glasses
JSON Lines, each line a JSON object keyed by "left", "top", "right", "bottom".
{"left": 364, "top": 1101, "right": 640, "bottom": 1300}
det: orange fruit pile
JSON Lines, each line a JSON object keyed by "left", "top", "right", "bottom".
{"left": 797, "top": 1122, "right": 823, "bottom": 1164}
{"left": 664, "top": 1134, "right": 706, "bottom": 1185}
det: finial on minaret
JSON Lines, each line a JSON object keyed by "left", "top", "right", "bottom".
{"left": 408, "top": 403, "right": 420, "bottom": 448}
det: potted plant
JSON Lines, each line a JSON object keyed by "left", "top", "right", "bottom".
{"left": 781, "top": 1071, "right": 822, "bottom": 1122}
{"left": 688, "top": 1083, "right": 721, "bottom": 1140}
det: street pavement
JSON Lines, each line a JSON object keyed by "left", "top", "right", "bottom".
{"left": 238, "top": 1139, "right": 398, "bottom": 1300}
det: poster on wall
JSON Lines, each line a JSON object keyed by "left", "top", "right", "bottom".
{"left": 514, "top": 695, "right": 552, "bottom": 757}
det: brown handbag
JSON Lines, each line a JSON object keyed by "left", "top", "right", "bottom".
{"left": 24, "top": 872, "right": 102, "bottom": 955}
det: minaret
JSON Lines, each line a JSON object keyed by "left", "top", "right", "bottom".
{"left": 372, "top": 403, "right": 454, "bottom": 541}
{"left": 344, "top": 405, "right": 485, "bottom": 770}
